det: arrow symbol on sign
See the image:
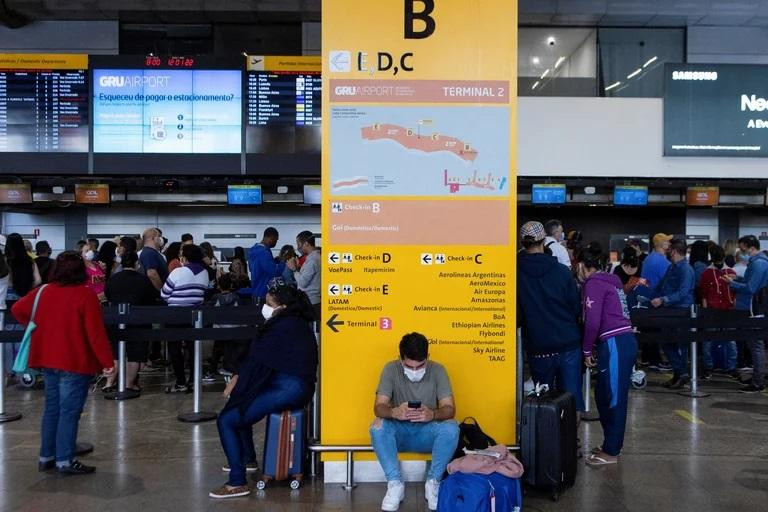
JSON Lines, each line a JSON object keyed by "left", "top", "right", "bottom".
{"left": 329, "top": 285, "right": 339, "bottom": 295}
{"left": 327, "top": 313, "right": 345, "bottom": 333}
{"left": 330, "top": 51, "right": 350, "bottom": 71}
{"left": 422, "top": 254, "right": 432, "bottom": 265}
{"left": 329, "top": 253, "right": 339, "bottom": 264}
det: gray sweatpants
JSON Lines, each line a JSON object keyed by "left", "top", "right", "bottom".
{"left": 748, "top": 339, "right": 766, "bottom": 387}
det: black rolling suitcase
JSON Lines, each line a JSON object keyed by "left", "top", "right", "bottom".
{"left": 520, "top": 390, "right": 577, "bottom": 501}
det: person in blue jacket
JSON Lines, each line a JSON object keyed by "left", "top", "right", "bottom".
{"left": 247, "top": 227, "right": 285, "bottom": 304}
{"left": 724, "top": 235, "right": 768, "bottom": 393}
{"left": 517, "top": 221, "right": 584, "bottom": 411}
{"left": 648, "top": 239, "right": 694, "bottom": 389}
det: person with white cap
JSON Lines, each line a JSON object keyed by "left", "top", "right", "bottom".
{"left": 517, "top": 221, "right": 584, "bottom": 411}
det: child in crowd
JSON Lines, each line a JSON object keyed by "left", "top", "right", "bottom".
{"left": 204, "top": 274, "right": 245, "bottom": 382}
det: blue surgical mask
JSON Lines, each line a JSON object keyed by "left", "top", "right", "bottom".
{"left": 739, "top": 253, "right": 750, "bottom": 262}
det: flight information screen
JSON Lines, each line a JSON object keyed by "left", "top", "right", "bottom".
{"left": 246, "top": 56, "right": 321, "bottom": 155}
{"left": 0, "top": 54, "right": 88, "bottom": 153}
{"left": 248, "top": 70, "right": 321, "bottom": 127}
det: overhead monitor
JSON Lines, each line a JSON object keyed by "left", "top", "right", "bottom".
{"left": 0, "top": 53, "right": 89, "bottom": 174}
{"left": 303, "top": 184, "right": 321, "bottom": 205}
{"left": 0, "top": 183, "right": 32, "bottom": 204}
{"left": 246, "top": 56, "right": 321, "bottom": 175}
{"left": 91, "top": 55, "right": 242, "bottom": 174}
{"left": 686, "top": 186, "right": 719, "bottom": 206}
{"left": 227, "top": 185, "right": 263, "bottom": 205}
{"left": 614, "top": 186, "right": 648, "bottom": 206}
{"left": 531, "top": 184, "right": 566, "bottom": 204}
{"left": 664, "top": 63, "right": 768, "bottom": 157}
{"left": 75, "top": 183, "right": 110, "bottom": 204}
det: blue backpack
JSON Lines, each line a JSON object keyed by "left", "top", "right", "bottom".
{"left": 437, "top": 472, "right": 522, "bottom": 512}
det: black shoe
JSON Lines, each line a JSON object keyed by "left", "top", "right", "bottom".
{"left": 670, "top": 376, "right": 690, "bottom": 390}
{"left": 57, "top": 460, "right": 96, "bottom": 475}
{"left": 662, "top": 376, "right": 680, "bottom": 388}
{"left": 729, "top": 370, "right": 743, "bottom": 380}
{"left": 701, "top": 370, "right": 712, "bottom": 381}
{"left": 739, "top": 384, "right": 766, "bottom": 394}
{"left": 38, "top": 460, "right": 55, "bottom": 472}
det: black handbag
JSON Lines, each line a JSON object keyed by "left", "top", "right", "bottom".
{"left": 452, "top": 417, "right": 497, "bottom": 460}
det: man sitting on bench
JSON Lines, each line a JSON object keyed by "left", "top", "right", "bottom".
{"left": 370, "top": 332, "right": 459, "bottom": 512}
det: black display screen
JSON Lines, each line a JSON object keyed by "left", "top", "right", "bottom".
{"left": 246, "top": 70, "right": 321, "bottom": 156}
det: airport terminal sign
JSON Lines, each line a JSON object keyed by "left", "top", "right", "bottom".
{"left": 665, "top": 63, "right": 768, "bottom": 157}
{"left": 322, "top": 0, "right": 517, "bottom": 452}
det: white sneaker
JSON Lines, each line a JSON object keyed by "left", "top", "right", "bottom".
{"left": 381, "top": 480, "right": 405, "bottom": 511}
{"left": 425, "top": 478, "right": 439, "bottom": 511}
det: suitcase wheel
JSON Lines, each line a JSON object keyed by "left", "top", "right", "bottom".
{"left": 256, "top": 480, "right": 267, "bottom": 491}
{"left": 289, "top": 479, "right": 301, "bottom": 490}
{"left": 551, "top": 491, "right": 560, "bottom": 502}
{"left": 631, "top": 376, "right": 647, "bottom": 389}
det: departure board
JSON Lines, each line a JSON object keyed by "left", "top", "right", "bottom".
{"left": 248, "top": 71, "right": 321, "bottom": 126}
{"left": 0, "top": 54, "right": 88, "bottom": 153}
{"left": 245, "top": 56, "right": 322, "bottom": 157}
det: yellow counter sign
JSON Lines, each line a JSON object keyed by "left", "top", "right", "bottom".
{"left": 322, "top": 0, "right": 517, "bottom": 456}
{"left": 246, "top": 55, "right": 320, "bottom": 72}
{"left": 0, "top": 53, "right": 87, "bottom": 70}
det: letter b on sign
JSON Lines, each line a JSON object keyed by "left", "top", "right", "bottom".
{"left": 405, "top": 0, "right": 436, "bottom": 39}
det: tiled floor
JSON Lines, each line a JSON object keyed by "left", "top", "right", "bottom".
{"left": 1, "top": 369, "right": 767, "bottom": 511}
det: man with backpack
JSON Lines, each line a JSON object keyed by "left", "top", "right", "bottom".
{"left": 544, "top": 219, "right": 572, "bottom": 269}
{"left": 698, "top": 244, "right": 739, "bottom": 380}
{"left": 370, "top": 332, "right": 459, "bottom": 511}
{"left": 724, "top": 235, "right": 768, "bottom": 393}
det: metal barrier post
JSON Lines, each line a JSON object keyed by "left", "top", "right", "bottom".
{"left": 581, "top": 367, "right": 600, "bottom": 421}
{"left": 106, "top": 304, "right": 139, "bottom": 401}
{"left": 679, "top": 305, "right": 710, "bottom": 398}
{"left": 0, "top": 311, "right": 22, "bottom": 423}
{"left": 178, "top": 310, "right": 217, "bottom": 423}
{"left": 342, "top": 451, "right": 356, "bottom": 491}
{"left": 310, "top": 322, "right": 320, "bottom": 477}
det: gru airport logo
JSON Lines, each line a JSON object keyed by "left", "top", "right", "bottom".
{"left": 98, "top": 75, "right": 171, "bottom": 87}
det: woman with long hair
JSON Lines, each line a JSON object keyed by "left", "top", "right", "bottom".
{"left": 578, "top": 245, "right": 638, "bottom": 466}
{"left": 12, "top": 251, "right": 115, "bottom": 474}
{"left": 232, "top": 246, "right": 248, "bottom": 275}
{"left": 97, "top": 240, "right": 118, "bottom": 280}
{"left": 164, "top": 242, "right": 183, "bottom": 273}
{"left": 5, "top": 233, "right": 41, "bottom": 304}
{"left": 210, "top": 284, "right": 317, "bottom": 499}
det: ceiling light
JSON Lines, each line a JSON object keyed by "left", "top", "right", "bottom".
{"left": 532, "top": 81, "right": 540, "bottom": 90}
{"left": 547, "top": 36, "right": 556, "bottom": 46}
{"left": 532, "top": 56, "right": 540, "bottom": 65}
{"left": 555, "top": 56, "right": 565, "bottom": 69}
{"left": 643, "top": 56, "right": 658, "bottom": 68}
{"left": 540, "top": 69, "right": 550, "bottom": 79}
{"left": 627, "top": 68, "right": 642, "bottom": 79}
{"left": 605, "top": 81, "right": 621, "bottom": 91}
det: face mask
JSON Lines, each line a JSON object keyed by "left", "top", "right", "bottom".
{"left": 85, "top": 250, "right": 95, "bottom": 261}
{"left": 262, "top": 304, "right": 276, "bottom": 320}
{"left": 740, "top": 253, "right": 750, "bottom": 262}
{"left": 403, "top": 365, "right": 426, "bottom": 383}
{"left": 114, "top": 255, "right": 122, "bottom": 264}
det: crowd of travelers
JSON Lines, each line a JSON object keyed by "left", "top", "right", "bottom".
{"left": 517, "top": 219, "right": 768, "bottom": 469}
{"left": 0, "top": 227, "right": 321, "bottom": 479}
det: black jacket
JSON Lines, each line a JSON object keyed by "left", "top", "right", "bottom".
{"left": 517, "top": 252, "right": 582, "bottom": 355}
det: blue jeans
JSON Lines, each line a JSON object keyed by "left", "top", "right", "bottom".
{"left": 702, "top": 341, "right": 737, "bottom": 371}
{"left": 594, "top": 334, "right": 638, "bottom": 457}
{"left": 217, "top": 372, "right": 311, "bottom": 486}
{"left": 528, "top": 347, "right": 585, "bottom": 411}
{"left": 40, "top": 369, "right": 92, "bottom": 466}
{"left": 662, "top": 342, "right": 689, "bottom": 378}
{"left": 370, "top": 418, "right": 459, "bottom": 482}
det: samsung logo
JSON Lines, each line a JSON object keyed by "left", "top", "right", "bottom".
{"left": 672, "top": 71, "right": 718, "bottom": 81}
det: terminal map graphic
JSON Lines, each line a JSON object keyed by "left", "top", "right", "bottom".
{"left": 330, "top": 105, "right": 509, "bottom": 197}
